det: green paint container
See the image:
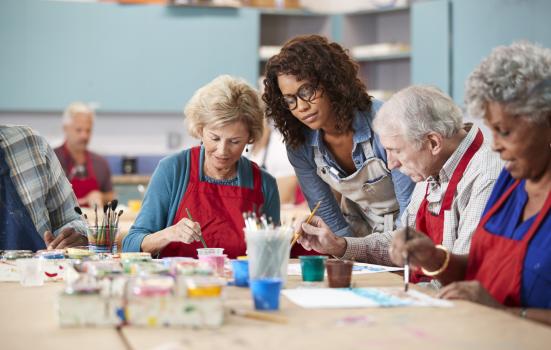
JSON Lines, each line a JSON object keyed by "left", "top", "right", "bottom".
{"left": 299, "top": 255, "right": 327, "bottom": 282}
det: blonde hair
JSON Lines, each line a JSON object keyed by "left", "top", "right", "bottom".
{"left": 185, "top": 75, "right": 264, "bottom": 142}
{"left": 62, "top": 102, "right": 94, "bottom": 126}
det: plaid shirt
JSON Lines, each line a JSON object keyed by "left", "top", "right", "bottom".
{"left": 0, "top": 125, "right": 86, "bottom": 238}
{"left": 341, "top": 125, "right": 504, "bottom": 265}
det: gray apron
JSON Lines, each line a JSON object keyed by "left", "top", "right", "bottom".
{"left": 314, "top": 141, "right": 399, "bottom": 237}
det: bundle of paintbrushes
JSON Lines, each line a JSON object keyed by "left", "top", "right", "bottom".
{"left": 75, "top": 200, "right": 124, "bottom": 253}
{"left": 242, "top": 211, "right": 276, "bottom": 231}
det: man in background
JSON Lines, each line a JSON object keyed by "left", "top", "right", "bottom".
{"left": 54, "top": 102, "right": 114, "bottom": 208}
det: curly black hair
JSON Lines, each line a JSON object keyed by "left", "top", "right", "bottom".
{"left": 262, "top": 35, "right": 372, "bottom": 149}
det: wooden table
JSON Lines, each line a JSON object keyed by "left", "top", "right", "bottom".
{"left": 1, "top": 272, "right": 550, "bottom": 350}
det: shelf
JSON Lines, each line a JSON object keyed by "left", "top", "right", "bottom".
{"left": 345, "top": 4, "right": 409, "bottom": 16}
{"left": 350, "top": 43, "right": 411, "bottom": 62}
{"left": 112, "top": 175, "right": 151, "bottom": 185}
{"left": 259, "top": 45, "right": 281, "bottom": 61}
{"left": 169, "top": 0, "right": 241, "bottom": 8}
{"left": 258, "top": 8, "right": 319, "bottom": 16}
{"left": 353, "top": 51, "right": 410, "bottom": 62}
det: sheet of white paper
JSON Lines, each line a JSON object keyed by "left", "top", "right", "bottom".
{"left": 282, "top": 287, "right": 453, "bottom": 308}
{"left": 287, "top": 262, "right": 403, "bottom": 276}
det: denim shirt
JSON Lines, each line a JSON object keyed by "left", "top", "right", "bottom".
{"left": 287, "top": 100, "right": 415, "bottom": 237}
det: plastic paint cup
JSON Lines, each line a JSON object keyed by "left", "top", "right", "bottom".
{"left": 231, "top": 260, "right": 249, "bottom": 287}
{"left": 196, "top": 248, "right": 224, "bottom": 256}
{"left": 16, "top": 258, "right": 44, "bottom": 287}
{"left": 250, "top": 278, "right": 282, "bottom": 311}
{"left": 299, "top": 255, "right": 327, "bottom": 282}
{"left": 198, "top": 254, "right": 226, "bottom": 276}
{"left": 326, "top": 259, "right": 354, "bottom": 288}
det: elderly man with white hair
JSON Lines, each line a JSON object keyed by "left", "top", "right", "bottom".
{"left": 54, "top": 102, "right": 114, "bottom": 208}
{"left": 297, "top": 86, "right": 503, "bottom": 280}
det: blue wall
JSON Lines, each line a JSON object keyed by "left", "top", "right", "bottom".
{"left": 412, "top": 0, "right": 551, "bottom": 106}
{"left": 0, "top": 0, "right": 259, "bottom": 112}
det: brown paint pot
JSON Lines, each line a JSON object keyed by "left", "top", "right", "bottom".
{"left": 326, "top": 259, "right": 354, "bottom": 288}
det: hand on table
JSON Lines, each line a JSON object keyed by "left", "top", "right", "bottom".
{"left": 437, "top": 280, "right": 503, "bottom": 308}
{"left": 44, "top": 228, "right": 88, "bottom": 249}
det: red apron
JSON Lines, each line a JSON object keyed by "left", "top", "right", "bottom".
{"left": 413, "top": 130, "right": 484, "bottom": 282}
{"left": 62, "top": 143, "right": 100, "bottom": 204}
{"left": 465, "top": 180, "right": 551, "bottom": 306}
{"left": 160, "top": 147, "right": 265, "bottom": 259}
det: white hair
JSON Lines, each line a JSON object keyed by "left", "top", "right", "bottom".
{"left": 373, "top": 85, "right": 463, "bottom": 148}
{"left": 465, "top": 41, "right": 551, "bottom": 126}
{"left": 62, "top": 102, "right": 95, "bottom": 126}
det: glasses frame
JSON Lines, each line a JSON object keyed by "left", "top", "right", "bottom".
{"left": 281, "top": 82, "right": 322, "bottom": 111}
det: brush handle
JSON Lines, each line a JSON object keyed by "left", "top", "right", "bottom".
{"left": 186, "top": 208, "right": 207, "bottom": 248}
{"left": 290, "top": 200, "right": 321, "bottom": 247}
{"left": 231, "top": 309, "right": 288, "bottom": 324}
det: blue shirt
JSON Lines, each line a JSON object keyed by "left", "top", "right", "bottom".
{"left": 483, "top": 169, "right": 551, "bottom": 308}
{"left": 123, "top": 147, "right": 280, "bottom": 252}
{"left": 287, "top": 100, "right": 415, "bottom": 237}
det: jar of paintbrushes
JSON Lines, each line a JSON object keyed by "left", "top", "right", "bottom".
{"left": 76, "top": 200, "right": 124, "bottom": 254}
{"left": 243, "top": 212, "right": 293, "bottom": 286}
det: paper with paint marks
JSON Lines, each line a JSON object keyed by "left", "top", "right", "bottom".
{"left": 282, "top": 287, "right": 453, "bottom": 308}
{"left": 287, "top": 262, "right": 403, "bottom": 276}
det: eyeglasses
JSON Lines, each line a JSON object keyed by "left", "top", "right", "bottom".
{"left": 281, "top": 83, "right": 321, "bottom": 111}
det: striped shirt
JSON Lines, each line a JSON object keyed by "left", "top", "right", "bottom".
{"left": 0, "top": 125, "right": 87, "bottom": 239}
{"left": 341, "top": 125, "right": 504, "bottom": 265}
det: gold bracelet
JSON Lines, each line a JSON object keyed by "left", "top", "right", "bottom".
{"left": 421, "top": 245, "right": 450, "bottom": 276}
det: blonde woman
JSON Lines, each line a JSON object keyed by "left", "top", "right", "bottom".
{"left": 123, "top": 75, "right": 280, "bottom": 258}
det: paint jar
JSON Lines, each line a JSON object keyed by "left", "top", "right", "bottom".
{"left": 245, "top": 227, "right": 293, "bottom": 286}
{"left": 87, "top": 226, "right": 118, "bottom": 253}
{"left": 326, "top": 259, "right": 354, "bottom": 288}
{"left": 250, "top": 278, "right": 282, "bottom": 311}
{"left": 120, "top": 252, "right": 152, "bottom": 273}
{"left": 231, "top": 259, "right": 249, "bottom": 287}
{"left": 36, "top": 249, "right": 65, "bottom": 260}
{"left": 130, "top": 276, "right": 174, "bottom": 297}
{"left": 1, "top": 250, "right": 33, "bottom": 260}
{"left": 299, "top": 255, "right": 327, "bottom": 282}
{"left": 16, "top": 258, "right": 44, "bottom": 287}
{"left": 185, "top": 277, "right": 224, "bottom": 298}
{"left": 64, "top": 274, "right": 101, "bottom": 295}
{"left": 84, "top": 260, "right": 124, "bottom": 278}
{"left": 66, "top": 246, "right": 95, "bottom": 259}
{"left": 198, "top": 254, "right": 226, "bottom": 277}
{"left": 196, "top": 248, "right": 224, "bottom": 256}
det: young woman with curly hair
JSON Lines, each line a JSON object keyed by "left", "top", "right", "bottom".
{"left": 263, "top": 35, "right": 414, "bottom": 256}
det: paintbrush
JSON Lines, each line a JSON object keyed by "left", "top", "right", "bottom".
{"left": 74, "top": 206, "right": 89, "bottom": 226}
{"left": 185, "top": 208, "right": 207, "bottom": 248}
{"left": 114, "top": 210, "right": 123, "bottom": 228}
{"left": 290, "top": 200, "right": 321, "bottom": 247}
{"left": 404, "top": 210, "right": 410, "bottom": 292}
{"left": 94, "top": 204, "right": 98, "bottom": 228}
{"left": 229, "top": 308, "right": 288, "bottom": 324}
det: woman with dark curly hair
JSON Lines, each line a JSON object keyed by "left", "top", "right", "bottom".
{"left": 263, "top": 35, "right": 415, "bottom": 249}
